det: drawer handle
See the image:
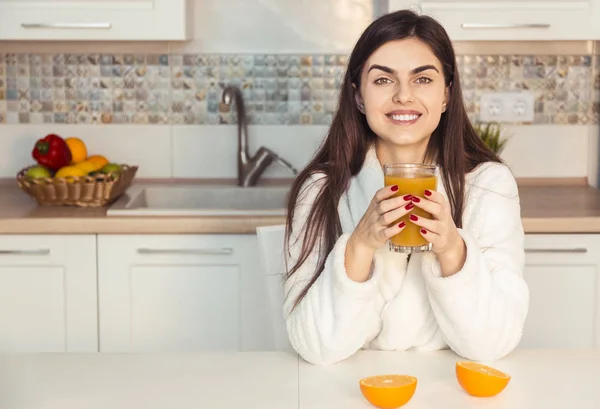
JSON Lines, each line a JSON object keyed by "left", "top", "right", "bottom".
{"left": 21, "top": 22, "right": 112, "bottom": 29}
{"left": 525, "top": 248, "right": 587, "bottom": 254}
{"left": 461, "top": 23, "right": 551, "bottom": 29}
{"left": 0, "top": 249, "right": 50, "bottom": 256}
{"left": 137, "top": 248, "right": 233, "bottom": 256}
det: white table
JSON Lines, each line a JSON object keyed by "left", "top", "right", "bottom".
{"left": 0, "top": 352, "right": 299, "bottom": 409}
{"left": 299, "top": 349, "right": 600, "bottom": 409}
{"left": 0, "top": 349, "right": 598, "bottom": 409}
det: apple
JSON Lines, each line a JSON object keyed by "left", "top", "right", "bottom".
{"left": 100, "top": 163, "right": 122, "bottom": 175}
{"left": 25, "top": 165, "right": 52, "bottom": 180}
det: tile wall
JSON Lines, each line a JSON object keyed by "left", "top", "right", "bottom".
{"left": 0, "top": 52, "right": 598, "bottom": 126}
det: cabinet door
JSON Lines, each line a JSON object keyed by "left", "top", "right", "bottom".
{"left": 97, "top": 235, "right": 271, "bottom": 352}
{"left": 389, "top": 1, "right": 600, "bottom": 40}
{"left": 0, "top": 0, "right": 190, "bottom": 40}
{"left": 520, "top": 234, "right": 600, "bottom": 349}
{"left": 0, "top": 235, "right": 98, "bottom": 352}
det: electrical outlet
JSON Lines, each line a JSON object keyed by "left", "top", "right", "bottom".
{"left": 479, "top": 91, "right": 535, "bottom": 123}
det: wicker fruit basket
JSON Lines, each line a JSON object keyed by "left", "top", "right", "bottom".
{"left": 16, "top": 164, "right": 138, "bottom": 208}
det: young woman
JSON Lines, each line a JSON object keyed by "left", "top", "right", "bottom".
{"left": 283, "top": 9, "right": 529, "bottom": 366}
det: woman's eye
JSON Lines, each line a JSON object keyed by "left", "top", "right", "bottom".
{"left": 374, "top": 78, "right": 392, "bottom": 85}
{"left": 416, "top": 77, "right": 432, "bottom": 84}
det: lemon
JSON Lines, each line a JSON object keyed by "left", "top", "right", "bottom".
{"left": 54, "top": 166, "right": 87, "bottom": 182}
{"left": 74, "top": 161, "right": 97, "bottom": 174}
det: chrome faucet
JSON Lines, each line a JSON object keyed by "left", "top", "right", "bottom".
{"left": 221, "top": 85, "right": 298, "bottom": 187}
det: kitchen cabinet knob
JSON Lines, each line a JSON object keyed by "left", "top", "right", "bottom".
{"left": 525, "top": 248, "right": 587, "bottom": 254}
{"left": 21, "top": 22, "right": 112, "bottom": 29}
{"left": 137, "top": 248, "right": 234, "bottom": 256}
{"left": 461, "top": 23, "right": 551, "bottom": 29}
{"left": 0, "top": 249, "right": 50, "bottom": 255}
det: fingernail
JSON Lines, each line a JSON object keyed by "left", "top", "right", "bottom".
{"left": 398, "top": 221, "right": 406, "bottom": 228}
{"left": 411, "top": 196, "right": 421, "bottom": 203}
{"left": 405, "top": 203, "right": 414, "bottom": 210}
{"left": 391, "top": 185, "right": 398, "bottom": 192}
{"left": 403, "top": 194, "right": 412, "bottom": 201}
{"left": 409, "top": 214, "right": 418, "bottom": 221}
{"left": 420, "top": 228, "right": 427, "bottom": 234}
{"left": 424, "top": 190, "right": 432, "bottom": 197}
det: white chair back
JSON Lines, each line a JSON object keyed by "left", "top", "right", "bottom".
{"left": 256, "top": 224, "right": 294, "bottom": 352}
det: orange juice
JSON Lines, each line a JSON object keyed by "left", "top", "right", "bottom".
{"left": 383, "top": 165, "right": 437, "bottom": 252}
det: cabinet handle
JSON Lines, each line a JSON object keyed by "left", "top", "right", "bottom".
{"left": 137, "top": 248, "right": 233, "bottom": 256}
{"left": 525, "top": 248, "right": 587, "bottom": 254}
{"left": 461, "top": 23, "right": 551, "bottom": 29}
{"left": 21, "top": 22, "right": 112, "bottom": 29}
{"left": 0, "top": 249, "right": 50, "bottom": 256}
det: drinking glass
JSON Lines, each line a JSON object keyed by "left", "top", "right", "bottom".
{"left": 383, "top": 163, "right": 438, "bottom": 253}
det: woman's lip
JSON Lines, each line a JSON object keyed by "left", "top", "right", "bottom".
{"left": 386, "top": 110, "right": 422, "bottom": 115}
{"left": 387, "top": 113, "right": 421, "bottom": 124}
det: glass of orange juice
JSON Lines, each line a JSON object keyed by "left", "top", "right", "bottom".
{"left": 383, "top": 163, "right": 438, "bottom": 253}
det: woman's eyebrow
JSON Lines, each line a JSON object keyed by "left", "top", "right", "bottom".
{"left": 367, "top": 64, "right": 440, "bottom": 75}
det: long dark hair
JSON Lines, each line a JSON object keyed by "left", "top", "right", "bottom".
{"left": 284, "top": 9, "right": 501, "bottom": 310}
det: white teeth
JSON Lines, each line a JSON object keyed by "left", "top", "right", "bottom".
{"left": 389, "top": 114, "right": 419, "bottom": 121}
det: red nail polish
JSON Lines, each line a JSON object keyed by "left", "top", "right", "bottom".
{"left": 398, "top": 221, "right": 406, "bottom": 228}
{"left": 420, "top": 228, "right": 427, "bottom": 234}
{"left": 405, "top": 203, "right": 414, "bottom": 210}
{"left": 391, "top": 185, "right": 398, "bottom": 192}
{"left": 424, "top": 190, "right": 432, "bottom": 197}
{"left": 409, "top": 214, "right": 418, "bottom": 221}
{"left": 411, "top": 196, "right": 420, "bottom": 203}
{"left": 403, "top": 194, "right": 412, "bottom": 201}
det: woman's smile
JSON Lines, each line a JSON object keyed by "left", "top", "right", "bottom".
{"left": 386, "top": 109, "right": 422, "bottom": 126}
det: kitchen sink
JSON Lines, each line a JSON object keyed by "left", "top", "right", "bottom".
{"left": 106, "top": 184, "right": 291, "bottom": 216}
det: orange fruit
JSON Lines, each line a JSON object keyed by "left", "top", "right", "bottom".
{"left": 359, "top": 374, "right": 417, "bottom": 409}
{"left": 65, "top": 137, "right": 88, "bottom": 163}
{"left": 455, "top": 361, "right": 511, "bottom": 397}
{"left": 86, "top": 155, "right": 109, "bottom": 170}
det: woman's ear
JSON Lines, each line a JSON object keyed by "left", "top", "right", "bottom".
{"left": 442, "top": 82, "right": 451, "bottom": 113}
{"left": 352, "top": 83, "right": 366, "bottom": 114}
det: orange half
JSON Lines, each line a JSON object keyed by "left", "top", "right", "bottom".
{"left": 359, "top": 374, "right": 417, "bottom": 409}
{"left": 455, "top": 361, "right": 511, "bottom": 397}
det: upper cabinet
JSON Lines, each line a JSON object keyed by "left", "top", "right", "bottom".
{"left": 0, "top": 0, "right": 191, "bottom": 41}
{"left": 389, "top": 0, "right": 600, "bottom": 40}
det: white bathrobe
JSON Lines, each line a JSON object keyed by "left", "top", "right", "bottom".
{"left": 283, "top": 147, "right": 529, "bottom": 366}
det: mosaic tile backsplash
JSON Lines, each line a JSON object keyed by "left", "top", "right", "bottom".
{"left": 0, "top": 53, "right": 599, "bottom": 125}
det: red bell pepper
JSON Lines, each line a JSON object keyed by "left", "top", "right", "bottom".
{"left": 31, "top": 133, "right": 72, "bottom": 171}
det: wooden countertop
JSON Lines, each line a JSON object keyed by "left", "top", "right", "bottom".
{"left": 2, "top": 179, "right": 600, "bottom": 234}
{"left": 0, "top": 184, "right": 284, "bottom": 235}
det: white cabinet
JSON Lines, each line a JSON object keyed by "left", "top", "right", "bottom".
{"left": 3, "top": 230, "right": 597, "bottom": 354}
{"left": 0, "top": 0, "right": 191, "bottom": 41}
{"left": 97, "top": 234, "right": 271, "bottom": 352}
{"left": 0, "top": 235, "right": 98, "bottom": 352}
{"left": 390, "top": 1, "right": 600, "bottom": 40}
{"left": 520, "top": 234, "right": 600, "bottom": 349}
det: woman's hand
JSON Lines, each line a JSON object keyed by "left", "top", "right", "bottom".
{"left": 349, "top": 184, "right": 414, "bottom": 253}
{"left": 345, "top": 184, "right": 413, "bottom": 282}
{"left": 408, "top": 189, "right": 467, "bottom": 276}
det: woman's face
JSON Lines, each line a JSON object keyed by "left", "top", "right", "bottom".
{"left": 356, "top": 38, "right": 449, "bottom": 155}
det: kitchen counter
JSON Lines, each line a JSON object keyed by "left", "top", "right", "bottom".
{"left": 0, "top": 181, "right": 286, "bottom": 234}
{"left": 0, "top": 349, "right": 598, "bottom": 409}
{"left": 0, "top": 352, "right": 300, "bottom": 409}
{"left": 2, "top": 179, "right": 600, "bottom": 234}
{"left": 299, "top": 348, "right": 600, "bottom": 409}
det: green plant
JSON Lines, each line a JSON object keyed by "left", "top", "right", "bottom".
{"left": 472, "top": 121, "right": 510, "bottom": 155}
